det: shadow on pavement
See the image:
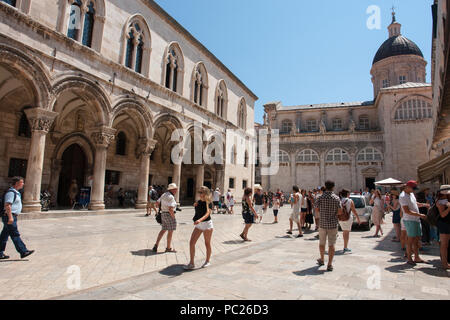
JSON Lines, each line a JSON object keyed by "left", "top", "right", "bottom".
{"left": 130, "top": 249, "right": 163, "bottom": 256}
{"left": 384, "top": 263, "right": 416, "bottom": 273}
{"left": 159, "top": 264, "right": 185, "bottom": 277}
{"left": 223, "top": 240, "right": 244, "bottom": 245}
{"left": 293, "top": 266, "right": 325, "bottom": 276}
{"left": 0, "top": 260, "right": 26, "bottom": 263}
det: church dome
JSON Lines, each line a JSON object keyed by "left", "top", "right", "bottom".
{"left": 373, "top": 35, "right": 424, "bottom": 65}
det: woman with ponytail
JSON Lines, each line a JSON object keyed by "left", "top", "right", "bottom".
{"left": 184, "top": 186, "right": 214, "bottom": 270}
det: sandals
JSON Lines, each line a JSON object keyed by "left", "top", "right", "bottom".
{"left": 327, "top": 265, "right": 334, "bottom": 272}
{"left": 165, "top": 248, "right": 177, "bottom": 253}
{"left": 317, "top": 259, "right": 325, "bottom": 266}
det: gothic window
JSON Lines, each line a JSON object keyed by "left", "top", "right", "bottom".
{"left": 123, "top": 20, "right": 148, "bottom": 74}
{"left": 399, "top": 75, "right": 407, "bottom": 85}
{"left": 67, "top": 0, "right": 97, "bottom": 48}
{"left": 238, "top": 99, "right": 246, "bottom": 130}
{"left": 192, "top": 63, "right": 208, "bottom": 107}
{"left": 67, "top": 0, "right": 82, "bottom": 41}
{"left": 332, "top": 118, "right": 342, "bottom": 131}
{"left": 382, "top": 79, "right": 390, "bottom": 88}
{"left": 1, "top": 0, "right": 17, "bottom": 7}
{"left": 394, "top": 99, "right": 432, "bottom": 121}
{"left": 82, "top": 1, "right": 95, "bottom": 47}
{"left": 357, "top": 148, "right": 383, "bottom": 161}
{"left": 116, "top": 132, "right": 127, "bottom": 155}
{"left": 244, "top": 151, "right": 248, "bottom": 168}
{"left": 215, "top": 80, "right": 228, "bottom": 119}
{"left": 296, "top": 149, "right": 319, "bottom": 163}
{"left": 306, "top": 119, "right": 318, "bottom": 132}
{"left": 18, "top": 107, "right": 31, "bottom": 138}
{"left": 281, "top": 120, "right": 293, "bottom": 134}
{"left": 164, "top": 43, "right": 184, "bottom": 94}
{"left": 278, "top": 150, "right": 290, "bottom": 164}
{"left": 359, "top": 116, "right": 370, "bottom": 130}
{"left": 326, "top": 148, "right": 349, "bottom": 162}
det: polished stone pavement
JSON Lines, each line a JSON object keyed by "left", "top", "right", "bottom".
{"left": 0, "top": 205, "right": 448, "bottom": 300}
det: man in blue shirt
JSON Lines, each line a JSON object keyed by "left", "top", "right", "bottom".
{"left": 0, "top": 177, "right": 34, "bottom": 259}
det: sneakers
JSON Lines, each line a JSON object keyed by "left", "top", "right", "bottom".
{"left": 183, "top": 264, "right": 195, "bottom": 270}
{"left": 0, "top": 254, "right": 10, "bottom": 260}
{"left": 286, "top": 231, "right": 293, "bottom": 235}
{"left": 202, "top": 262, "right": 211, "bottom": 268}
{"left": 20, "top": 250, "right": 34, "bottom": 259}
{"left": 343, "top": 248, "right": 352, "bottom": 253}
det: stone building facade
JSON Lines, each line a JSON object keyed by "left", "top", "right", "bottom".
{"left": 260, "top": 14, "right": 434, "bottom": 193}
{"left": 418, "top": 0, "right": 450, "bottom": 186}
{"left": 0, "top": 0, "right": 257, "bottom": 212}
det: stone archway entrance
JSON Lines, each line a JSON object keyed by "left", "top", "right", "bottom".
{"left": 57, "top": 144, "right": 87, "bottom": 207}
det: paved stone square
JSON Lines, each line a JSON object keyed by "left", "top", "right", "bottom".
{"left": 0, "top": 206, "right": 448, "bottom": 300}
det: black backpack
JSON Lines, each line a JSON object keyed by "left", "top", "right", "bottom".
{"left": 150, "top": 189, "right": 159, "bottom": 201}
{"left": 0, "top": 189, "right": 17, "bottom": 216}
{"left": 426, "top": 204, "right": 440, "bottom": 227}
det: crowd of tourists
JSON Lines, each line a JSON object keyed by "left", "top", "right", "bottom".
{"left": 1, "top": 176, "right": 449, "bottom": 273}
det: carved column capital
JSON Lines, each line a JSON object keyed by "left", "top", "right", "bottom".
{"left": 91, "top": 126, "right": 116, "bottom": 148}
{"left": 24, "top": 108, "right": 58, "bottom": 134}
{"left": 136, "top": 138, "right": 158, "bottom": 158}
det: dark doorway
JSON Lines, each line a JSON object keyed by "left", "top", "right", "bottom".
{"left": 365, "top": 177, "right": 376, "bottom": 191}
{"left": 204, "top": 181, "right": 212, "bottom": 189}
{"left": 187, "top": 178, "right": 194, "bottom": 198}
{"left": 57, "top": 144, "right": 87, "bottom": 207}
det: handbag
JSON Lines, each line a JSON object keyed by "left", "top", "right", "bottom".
{"left": 155, "top": 207, "right": 162, "bottom": 224}
{"left": 338, "top": 200, "right": 351, "bottom": 221}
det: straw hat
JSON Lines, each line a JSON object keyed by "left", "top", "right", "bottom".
{"left": 439, "top": 185, "right": 450, "bottom": 195}
{"left": 167, "top": 183, "right": 178, "bottom": 191}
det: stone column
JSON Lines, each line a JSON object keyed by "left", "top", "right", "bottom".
{"left": 215, "top": 164, "right": 225, "bottom": 194}
{"left": 290, "top": 150, "right": 297, "bottom": 186}
{"left": 194, "top": 164, "right": 205, "bottom": 201}
{"left": 319, "top": 151, "right": 326, "bottom": 186}
{"left": 89, "top": 127, "right": 116, "bottom": 211}
{"left": 172, "top": 163, "right": 182, "bottom": 204}
{"left": 22, "top": 109, "right": 58, "bottom": 213}
{"left": 135, "top": 139, "right": 157, "bottom": 209}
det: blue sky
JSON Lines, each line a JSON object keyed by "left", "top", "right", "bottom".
{"left": 154, "top": 0, "right": 434, "bottom": 124}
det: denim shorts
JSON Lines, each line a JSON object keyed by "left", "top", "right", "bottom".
{"left": 403, "top": 220, "right": 422, "bottom": 238}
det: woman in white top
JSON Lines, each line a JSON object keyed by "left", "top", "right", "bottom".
{"left": 287, "top": 186, "right": 303, "bottom": 238}
{"left": 339, "top": 189, "right": 361, "bottom": 253}
{"left": 370, "top": 189, "right": 384, "bottom": 237}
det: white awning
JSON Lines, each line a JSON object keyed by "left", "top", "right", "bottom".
{"left": 375, "top": 178, "right": 403, "bottom": 186}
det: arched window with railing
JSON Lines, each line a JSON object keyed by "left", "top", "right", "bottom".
{"left": 296, "top": 149, "right": 319, "bottom": 163}
{"left": 357, "top": 148, "right": 383, "bottom": 161}
{"left": 326, "top": 148, "right": 350, "bottom": 162}
{"left": 394, "top": 98, "right": 432, "bottom": 121}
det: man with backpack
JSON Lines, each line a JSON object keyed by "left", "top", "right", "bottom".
{"left": 339, "top": 189, "right": 362, "bottom": 253}
{"left": 0, "top": 177, "right": 34, "bottom": 260}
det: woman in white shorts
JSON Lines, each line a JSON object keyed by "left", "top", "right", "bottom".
{"left": 339, "top": 189, "right": 361, "bottom": 253}
{"left": 184, "top": 186, "right": 214, "bottom": 270}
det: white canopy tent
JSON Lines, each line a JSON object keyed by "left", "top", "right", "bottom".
{"left": 375, "top": 178, "right": 404, "bottom": 186}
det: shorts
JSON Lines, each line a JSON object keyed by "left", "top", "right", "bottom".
{"left": 161, "top": 211, "right": 177, "bottom": 231}
{"left": 403, "top": 220, "right": 422, "bottom": 238}
{"left": 273, "top": 209, "right": 279, "bottom": 217}
{"left": 392, "top": 209, "right": 401, "bottom": 224}
{"left": 213, "top": 201, "right": 219, "bottom": 206}
{"left": 437, "top": 219, "right": 450, "bottom": 235}
{"left": 243, "top": 211, "right": 255, "bottom": 224}
{"left": 301, "top": 208, "right": 307, "bottom": 213}
{"left": 339, "top": 218, "right": 353, "bottom": 231}
{"left": 254, "top": 205, "right": 263, "bottom": 215}
{"left": 290, "top": 211, "right": 301, "bottom": 223}
{"left": 319, "top": 228, "right": 338, "bottom": 247}
{"left": 195, "top": 220, "right": 214, "bottom": 231}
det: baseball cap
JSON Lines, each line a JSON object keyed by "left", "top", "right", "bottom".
{"left": 406, "top": 180, "right": 418, "bottom": 189}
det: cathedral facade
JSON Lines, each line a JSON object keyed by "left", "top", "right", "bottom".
{"left": 0, "top": 0, "right": 257, "bottom": 212}
{"left": 260, "top": 14, "right": 434, "bottom": 193}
